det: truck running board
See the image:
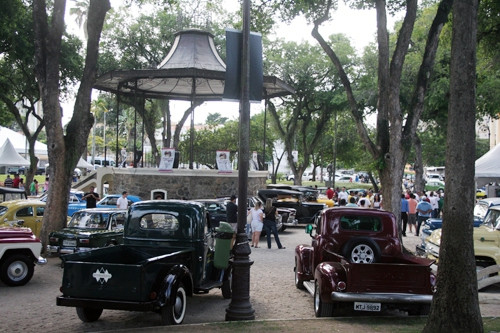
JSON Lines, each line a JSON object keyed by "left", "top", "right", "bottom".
{"left": 303, "top": 281, "right": 315, "bottom": 296}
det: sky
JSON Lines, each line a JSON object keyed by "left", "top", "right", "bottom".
{"left": 62, "top": 1, "right": 398, "bottom": 126}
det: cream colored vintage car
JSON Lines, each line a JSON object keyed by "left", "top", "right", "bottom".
{"left": 425, "top": 205, "right": 500, "bottom": 284}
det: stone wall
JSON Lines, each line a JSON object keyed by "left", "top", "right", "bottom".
{"left": 93, "top": 168, "right": 267, "bottom": 200}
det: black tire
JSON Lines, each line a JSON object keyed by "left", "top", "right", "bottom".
{"left": 344, "top": 239, "right": 380, "bottom": 264}
{"left": 0, "top": 254, "right": 34, "bottom": 286}
{"left": 314, "top": 280, "right": 333, "bottom": 317}
{"left": 76, "top": 307, "right": 103, "bottom": 322}
{"left": 221, "top": 270, "right": 232, "bottom": 299}
{"left": 294, "top": 260, "right": 305, "bottom": 290}
{"left": 160, "top": 283, "right": 187, "bottom": 325}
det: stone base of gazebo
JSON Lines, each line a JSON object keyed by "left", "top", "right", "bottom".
{"left": 77, "top": 167, "right": 267, "bottom": 200}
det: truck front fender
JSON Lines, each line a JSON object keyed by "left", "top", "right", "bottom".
{"left": 159, "top": 265, "right": 193, "bottom": 307}
{"left": 314, "top": 262, "right": 346, "bottom": 303}
{"left": 295, "top": 244, "right": 314, "bottom": 281}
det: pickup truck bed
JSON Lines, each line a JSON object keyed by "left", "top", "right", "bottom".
{"left": 60, "top": 245, "right": 193, "bottom": 302}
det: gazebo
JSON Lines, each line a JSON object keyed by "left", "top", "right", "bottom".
{"left": 94, "top": 29, "right": 294, "bottom": 169}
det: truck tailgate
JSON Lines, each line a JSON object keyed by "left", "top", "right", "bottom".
{"left": 60, "top": 246, "right": 193, "bottom": 302}
{"left": 346, "top": 263, "right": 432, "bottom": 294}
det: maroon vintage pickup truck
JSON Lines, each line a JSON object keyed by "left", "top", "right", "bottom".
{"left": 294, "top": 207, "right": 436, "bottom": 317}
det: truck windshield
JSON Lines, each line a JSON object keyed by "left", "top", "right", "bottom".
{"left": 483, "top": 209, "right": 500, "bottom": 229}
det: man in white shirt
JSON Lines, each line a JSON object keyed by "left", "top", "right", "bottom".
{"left": 338, "top": 187, "right": 348, "bottom": 203}
{"left": 117, "top": 191, "right": 129, "bottom": 209}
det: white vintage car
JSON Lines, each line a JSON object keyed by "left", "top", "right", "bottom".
{"left": 0, "top": 227, "right": 46, "bottom": 286}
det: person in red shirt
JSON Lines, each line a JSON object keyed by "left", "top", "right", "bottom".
{"left": 12, "top": 174, "right": 20, "bottom": 188}
{"left": 326, "top": 187, "right": 334, "bottom": 200}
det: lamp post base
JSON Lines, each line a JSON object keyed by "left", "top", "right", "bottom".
{"left": 225, "top": 232, "right": 255, "bottom": 321}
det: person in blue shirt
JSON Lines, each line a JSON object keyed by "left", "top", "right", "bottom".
{"left": 416, "top": 197, "right": 433, "bottom": 236}
{"left": 401, "top": 194, "right": 409, "bottom": 236}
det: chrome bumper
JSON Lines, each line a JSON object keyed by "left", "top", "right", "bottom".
{"left": 332, "top": 292, "right": 432, "bottom": 304}
{"left": 37, "top": 256, "right": 47, "bottom": 265}
{"left": 46, "top": 245, "right": 92, "bottom": 255}
{"left": 283, "top": 218, "right": 298, "bottom": 226}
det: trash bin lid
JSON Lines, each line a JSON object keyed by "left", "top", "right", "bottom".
{"left": 216, "top": 221, "right": 234, "bottom": 233}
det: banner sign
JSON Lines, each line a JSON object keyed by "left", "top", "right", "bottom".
{"left": 216, "top": 150, "right": 232, "bottom": 173}
{"left": 159, "top": 148, "right": 175, "bottom": 171}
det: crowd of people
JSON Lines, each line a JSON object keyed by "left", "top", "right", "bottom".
{"left": 323, "top": 186, "right": 444, "bottom": 237}
{"left": 2, "top": 173, "right": 50, "bottom": 195}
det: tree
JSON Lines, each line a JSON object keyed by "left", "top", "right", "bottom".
{"left": 34, "top": 0, "right": 110, "bottom": 252}
{"left": 0, "top": 0, "right": 83, "bottom": 195}
{"left": 271, "top": 0, "right": 453, "bottom": 218}
{"left": 265, "top": 38, "right": 351, "bottom": 185}
{"left": 423, "top": 0, "right": 482, "bottom": 331}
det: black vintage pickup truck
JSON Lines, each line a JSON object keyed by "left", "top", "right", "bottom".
{"left": 56, "top": 200, "right": 232, "bottom": 325}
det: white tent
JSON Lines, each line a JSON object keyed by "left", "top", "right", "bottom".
{"left": 0, "top": 138, "right": 30, "bottom": 166}
{"left": 0, "top": 126, "right": 47, "bottom": 155}
{"left": 77, "top": 157, "right": 93, "bottom": 169}
{"left": 475, "top": 143, "right": 500, "bottom": 187}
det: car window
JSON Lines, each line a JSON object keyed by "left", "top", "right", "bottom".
{"left": 111, "top": 213, "right": 126, "bottom": 230}
{"left": 104, "top": 197, "right": 118, "bottom": 206}
{"left": 16, "top": 206, "right": 33, "bottom": 217}
{"left": 140, "top": 213, "right": 180, "bottom": 232}
{"left": 69, "top": 194, "right": 80, "bottom": 203}
{"left": 483, "top": 209, "right": 500, "bottom": 229}
{"left": 36, "top": 207, "right": 45, "bottom": 217}
{"left": 0, "top": 206, "right": 7, "bottom": 217}
{"left": 339, "top": 215, "right": 382, "bottom": 232}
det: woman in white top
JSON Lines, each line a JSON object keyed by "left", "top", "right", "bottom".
{"left": 248, "top": 201, "right": 264, "bottom": 248}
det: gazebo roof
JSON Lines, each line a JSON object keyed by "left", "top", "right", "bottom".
{"left": 94, "top": 29, "right": 294, "bottom": 101}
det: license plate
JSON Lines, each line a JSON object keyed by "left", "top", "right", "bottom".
{"left": 62, "top": 239, "right": 77, "bottom": 247}
{"left": 354, "top": 302, "right": 381, "bottom": 312}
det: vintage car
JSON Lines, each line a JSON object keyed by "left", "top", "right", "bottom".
{"left": 426, "top": 205, "right": 500, "bottom": 277}
{"left": 56, "top": 200, "right": 232, "bottom": 325}
{"left": 47, "top": 208, "right": 127, "bottom": 256}
{"left": 295, "top": 207, "right": 435, "bottom": 317}
{"left": 0, "top": 226, "right": 47, "bottom": 286}
{"left": 193, "top": 199, "right": 228, "bottom": 228}
{"left": 258, "top": 189, "right": 325, "bottom": 225}
{"left": 67, "top": 194, "right": 141, "bottom": 216}
{"left": 267, "top": 184, "right": 334, "bottom": 207}
{"left": 0, "top": 200, "right": 46, "bottom": 237}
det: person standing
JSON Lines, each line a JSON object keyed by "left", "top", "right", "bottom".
{"left": 29, "top": 179, "right": 38, "bottom": 196}
{"left": 401, "top": 194, "right": 409, "bottom": 236}
{"left": 83, "top": 186, "right": 100, "bottom": 208}
{"left": 338, "top": 187, "right": 348, "bottom": 203}
{"left": 416, "top": 197, "right": 433, "bottom": 237}
{"left": 407, "top": 193, "right": 418, "bottom": 234}
{"left": 248, "top": 201, "right": 263, "bottom": 248}
{"left": 18, "top": 178, "right": 24, "bottom": 190}
{"left": 116, "top": 191, "right": 129, "bottom": 209}
{"left": 12, "top": 174, "right": 20, "bottom": 188}
{"left": 263, "top": 198, "right": 285, "bottom": 250}
{"left": 43, "top": 177, "right": 49, "bottom": 192}
{"left": 3, "top": 175, "right": 13, "bottom": 187}
{"left": 226, "top": 195, "right": 238, "bottom": 232}
{"left": 326, "top": 187, "right": 334, "bottom": 200}
{"left": 428, "top": 191, "right": 440, "bottom": 218}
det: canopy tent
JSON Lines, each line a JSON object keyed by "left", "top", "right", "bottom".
{"left": 475, "top": 143, "right": 500, "bottom": 187}
{"left": 0, "top": 126, "right": 48, "bottom": 156}
{"left": 0, "top": 138, "right": 30, "bottom": 167}
{"left": 77, "top": 157, "right": 94, "bottom": 169}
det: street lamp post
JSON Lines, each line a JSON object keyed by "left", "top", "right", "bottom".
{"left": 225, "top": 0, "right": 255, "bottom": 322}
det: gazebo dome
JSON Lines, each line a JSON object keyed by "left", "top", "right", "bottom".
{"left": 158, "top": 29, "right": 226, "bottom": 72}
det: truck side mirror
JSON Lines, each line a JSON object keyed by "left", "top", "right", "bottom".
{"left": 305, "top": 224, "right": 313, "bottom": 237}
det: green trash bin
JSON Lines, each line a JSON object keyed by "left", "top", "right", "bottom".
{"left": 214, "top": 222, "right": 234, "bottom": 269}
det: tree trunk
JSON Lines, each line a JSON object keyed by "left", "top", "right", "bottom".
{"left": 34, "top": 0, "right": 110, "bottom": 253}
{"left": 423, "top": 0, "right": 482, "bottom": 331}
